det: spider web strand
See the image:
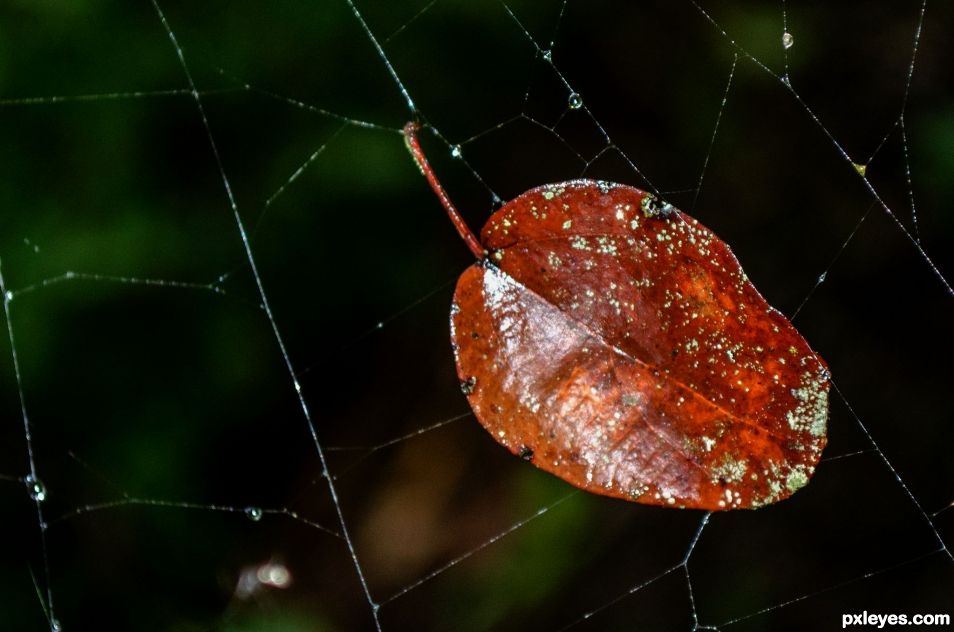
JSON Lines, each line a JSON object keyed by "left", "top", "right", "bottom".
{"left": 148, "top": 0, "right": 382, "bottom": 627}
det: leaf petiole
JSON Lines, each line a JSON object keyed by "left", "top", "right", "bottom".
{"left": 403, "top": 121, "right": 485, "bottom": 260}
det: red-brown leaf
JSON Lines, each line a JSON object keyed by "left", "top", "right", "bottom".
{"left": 450, "top": 181, "right": 829, "bottom": 510}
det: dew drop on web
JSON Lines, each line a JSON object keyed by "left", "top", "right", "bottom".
{"left": 26, "top": 475, "right": 46, "bottom": 502}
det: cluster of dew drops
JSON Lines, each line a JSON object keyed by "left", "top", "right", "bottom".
{"left": 26, "top": 474, "right": 46, "bottom": 502}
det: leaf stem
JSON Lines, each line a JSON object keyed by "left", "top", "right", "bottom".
{"left": 403, "top": 122, "right": 485, "bottom": 259}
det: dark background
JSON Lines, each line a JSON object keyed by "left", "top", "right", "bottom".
{"left": 0, "top": 1, "right": 952, "bottom": 631}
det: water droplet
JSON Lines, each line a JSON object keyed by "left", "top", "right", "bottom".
{"left": 450, "top": 145, "right": 462, "bottom": 159}
{"left": 782, "top": 32, "right": 794, "bottom": 49}
{"left": 4, "top": 290, "right": 12, "bottom": 302}
{"left": 460, "top": 376, "right": 477, "bottom": 395}
{"left": 568, "top": 92, "right": 583, "bottom": 109}
{"left": 542, "top": 49, "right": 553, "bottom": 62}
{"left": 50, "top": 619, "right": 62, "bottom": 632}
{"left": 817, "top": 271, "right": 827, "bottom": 283}
{"left": 780, "top": 74, "right": 792, "bottom": 88}
{"left": 26, "top": 475, "right": 46, "bottom": 502}
{"left": 852, "top": 162, "right": 867, "bottom": 177}
{"left": 244, "top": 506, "right": 263, "bottom": 522}
{"left": 256, "top": 561, "right": 292, "bottom": 588}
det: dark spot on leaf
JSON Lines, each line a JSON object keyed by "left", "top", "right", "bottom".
{"left": 518, "top": 445, "right": 534, "bottom": 460}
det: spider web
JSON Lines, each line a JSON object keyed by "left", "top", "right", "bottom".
{"left": 1, "top": 1, "right": 952, "bottom": 630}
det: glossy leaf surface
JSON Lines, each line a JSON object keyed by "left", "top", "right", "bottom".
{"left": 450, "top": 181, "right": 829, "bottom": 510}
